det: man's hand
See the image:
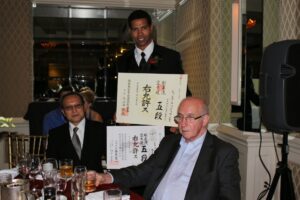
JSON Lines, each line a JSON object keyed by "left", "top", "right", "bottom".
{"left": 95, "top": 173, "right": 113, "bottom": 186}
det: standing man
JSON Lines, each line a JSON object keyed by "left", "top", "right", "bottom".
{"left": 117, "top": 10, "right": 191, "bottom": 96}
{"left": 96, "top": 97, "right": 241, "bottom": 200}
{"left": 46, "top": 92, "right": 106, "bottom": 172}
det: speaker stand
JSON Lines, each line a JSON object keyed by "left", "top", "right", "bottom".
{"left": 266, "top": 132, "right": 295, "bottom": 200}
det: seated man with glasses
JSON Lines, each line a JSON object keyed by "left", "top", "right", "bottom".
{"left": 95, "top": 97, "right": 241, "bottom": 200}
{"left": 46, "top": 92, "right": 106, "bottom": 172}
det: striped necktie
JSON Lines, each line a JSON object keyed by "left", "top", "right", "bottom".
{"left": 72, "top": 127, "right": 81, "bottom": 159}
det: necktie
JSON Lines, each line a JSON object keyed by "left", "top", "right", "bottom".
{"left": 72, "top": 127, "right": 81, "bottom": 159}
{"left": 139, "top": 52, "right": 148, "bottom": 72}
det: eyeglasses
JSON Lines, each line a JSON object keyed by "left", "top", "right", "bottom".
{"left": 174, "top": 113, "right": 207, "bottom": 123}
{"left": 63, "top": 104, "right": 83, "bottom": 111}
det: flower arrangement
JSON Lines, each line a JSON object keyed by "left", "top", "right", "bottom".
{"left": 0, "top": 117, "right": 16, "bottom": 128}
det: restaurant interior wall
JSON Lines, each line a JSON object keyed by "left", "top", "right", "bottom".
{"left": 175, "top": 0, "right": 233, "bottom": 123}
{"left": 0, "top": 0, "right": 33, "bottom": 117}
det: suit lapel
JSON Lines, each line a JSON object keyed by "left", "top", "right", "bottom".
{"left": 148, "top": 45, "right": 162, "bottom": 71}
{"left": 80, "top": 121, "right": 89, "bottom": 161}
{"left": 127, "top": 50, "right": 140, "bottom": 72}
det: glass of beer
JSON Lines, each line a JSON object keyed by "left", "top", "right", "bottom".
{"left": 85, "top": 170, "right": 96, "bottom": 193}
{"left": 59, "top": 159, "right": 73, "bottom": 178}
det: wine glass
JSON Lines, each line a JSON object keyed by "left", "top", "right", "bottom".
{"left": 56, "top": 172, "right": 67, "bottom": 200}
{"left": 43, "top": 169, "right": 58, "bottom": 200}
{"left": 29, "top": 156, "right": 42, "bottom": 198}
{"left": 72, "top": 166, "right": 87, "bottom": 199}
{"left": 18, "top": 157, "right": 32, "bottom": 179}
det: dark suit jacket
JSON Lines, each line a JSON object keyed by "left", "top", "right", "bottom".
{"left": 117, "top": 44, "right": 185, "bottom": 74}
{"left": 46, "top": 120, "right": 106, "bottom": 172}
{"left": 116, "top": 44, "right": 191, "bottom": 96}
{"left": 111, "top": 132, "right": 241, "bottom": 200}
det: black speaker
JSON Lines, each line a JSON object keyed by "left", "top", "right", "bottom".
{"left": 259, "top": 40, "right": 300, "bottom": 132}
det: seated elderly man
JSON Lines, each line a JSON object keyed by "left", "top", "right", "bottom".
{"left": 96, "top": 97, "right": 241, "bottom": 200}
{"left": 46, "top": 92, "right": 106, "bottom": 172}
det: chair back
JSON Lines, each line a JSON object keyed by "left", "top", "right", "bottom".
{"left": 7, "top": 132, "right": 48, "bottom": 168}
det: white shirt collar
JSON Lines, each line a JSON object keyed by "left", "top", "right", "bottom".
{"left": 180, "top": 131, "right": 207, "bottom": 147}
{"left": 134, "top": 40, "right": 154, "bottom": 62}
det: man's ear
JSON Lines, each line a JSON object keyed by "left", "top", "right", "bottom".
{"left": 203, "top": 115, "right": 210, "bottom": 127}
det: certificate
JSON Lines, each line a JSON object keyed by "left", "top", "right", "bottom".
{"left": 116, "top": 73, "right": 188, "bottom": 127}
{"left": 106, "top": 126, "right": 164, "bottom": 169}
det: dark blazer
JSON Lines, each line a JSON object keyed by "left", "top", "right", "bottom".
{"left": 46, "top": 120, "right": 106, "bottom": 172}
{"left": 111, "top": 131, "right": 241, "bottom": 200}
{"left": 117, "top": 44, "right": 185, "bottom": 74}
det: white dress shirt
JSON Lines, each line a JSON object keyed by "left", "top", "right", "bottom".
{"left": 152, "top": 132, "right": 206, "bottom": 200}
{"left": 134, "top": 40, "right": 154, "bottom": 66}
{"left": 69, "top": 118, "right": 86, "bottom": 148}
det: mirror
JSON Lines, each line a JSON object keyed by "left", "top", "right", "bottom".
{"left": 231, "top": 0, "right": 263, "bottom": 132}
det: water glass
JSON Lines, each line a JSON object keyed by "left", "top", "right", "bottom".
{"left": 103, "top": 189, "right": 122, "bottom": 200}
{"left": 42, "top": 158, "right": 58, "bottom": 172}
{"left": 72, "top": 166, "right": 87, "bottom": 200}
{"left": 43, "top": 169, "right": 58, "bottom": 200}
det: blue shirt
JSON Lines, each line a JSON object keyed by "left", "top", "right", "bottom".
{"left": 42, "top": 108, "right": 66, "bottom": 135}
{"left": 152, "top": 132, "right": 206, "bottom": 200}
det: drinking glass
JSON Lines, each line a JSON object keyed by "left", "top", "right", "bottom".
{"left": 72, "top": 166, "right": 87, "bottom": 200}
{"left": 103, "top": 189, "right": 122, "bottom": 200}
{"left": 85, "top": 170, "right": 96, "bottom": 193}
{"left": 29, "top": 156, "right": 42, "bottom": 198}
{"left": 56, "top": 172, "right": 67, "bottom": 200}
{"left": 43, "top": 169, "right": 58, "bottom": 200}
{"left": 42, "top": 158, "right": 58, "bottom": 172}
{"left": 18, "top": 157, "right": 32, "bottom": 179}
{"left": 59, "top": 159, "right": 73, "bottom": 178}
{"left": 74, "top": 165, "right": 87, "bottom": 175}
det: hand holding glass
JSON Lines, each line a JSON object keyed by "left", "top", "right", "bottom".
{"left": 85, "top": 170, "right": 96, "bottom": 192}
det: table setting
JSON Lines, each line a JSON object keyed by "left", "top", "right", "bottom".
{"left": 0, "top": 156, "right": 143, "bottom": 200}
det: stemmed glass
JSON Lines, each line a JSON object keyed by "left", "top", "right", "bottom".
{"left": 18, "top": 155, "right": 32, "bottom": 179}
{"left": 29, "top": 156, "right": 42, "bottom": 198}
{"left": 43, "top": 169, "right": 58, "bottom": 200}
{"left": 72, "top": 166, "right": 87, "bottom": 200}
{"left": 56, "top": 172, "right": 67, "bottom": 200}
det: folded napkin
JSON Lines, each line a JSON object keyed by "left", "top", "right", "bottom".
{"left": 86, "top": 191, "right": 130, "bottom": 200}
{"left": 0, "top": 167, "right": 18, "bottom": 178}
